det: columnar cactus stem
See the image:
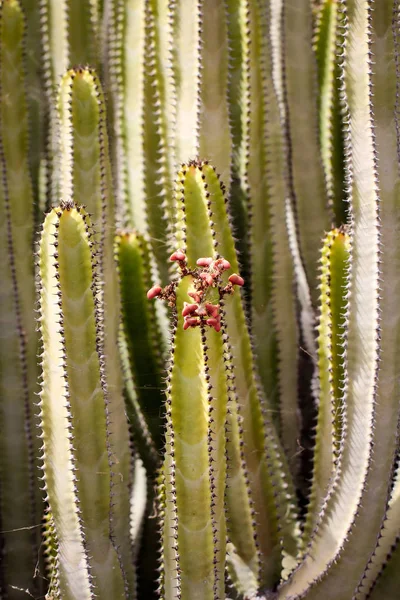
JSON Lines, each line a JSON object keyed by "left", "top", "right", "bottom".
{"left": 169, "top": 161, "right": 300, "bottom": 588}
{"left": 304, "top": 228, "right": 349, "bottom": 540}
{"left": 278, "top": 0, "right": 331, "bottom": 303}
{"left": 0, "top": 1, "right": 42, "bottom": 594}
{"left": 279, "top": 0, "right": 381, "bottom": 596}
{"left": 314, "top": 0, "right": 346, "bottom": 225}
{"left": 57, "top": 67, "right": 135, "bottom": 593}
{"left": 38, "top": 204, "right": 133, "bottom": 598}
{"left": 115, "top": 230, "right": 166, "bottom": 460}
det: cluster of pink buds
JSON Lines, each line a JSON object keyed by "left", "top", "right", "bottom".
{"left": 147, "top": 250, "right": 244, "bottom": 332}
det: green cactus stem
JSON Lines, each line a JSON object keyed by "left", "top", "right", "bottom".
{"left": 38, "top": 203, "right": 135, "bottom": 599}
{"left": 314, "top": 0, "right": 347, "bottom": 225}
{"left": 279, "top": 0, "right": 381, "bottom": 596}
{"left": 115, "top": 230, "right": 166, "bottom": 460}
{"left": 304, "top": 227, "right": 349, "bottom": 540}
{"left": 152, "top": 256, "right": 231, "bottom": 597}
{"left": 0, "top": 1, "right": 43, "bottom": 595}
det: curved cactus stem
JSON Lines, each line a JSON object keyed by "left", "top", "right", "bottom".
{"left": 57, "top": 68, "right": 136, "bottom": 593}
{"left": 367, "top": 540, "right": 400, "bottom": 600}
{"left": 278, "top": 0, "right": 381, "bottom": 596}
{"left": 278, "top": 0, "right": 331, "bottom": 305}
{"left": 116, "top": 230, "right": 167, "bottom": 463}
{"left": 304, "top": 228, "right": 349, "bottom": 541}
{"left": 314, "top": 0, "right": 347, "bottom": 225}
{"left": 0, "top": 1, "right": 43, "bottom": 594}
{"left": 175, "top": 161, "right": 301, "bottom": 588}
{"left": 130, "top": 456, "right": 148, "bottom": 562}
{"left": 38, "top": 205, "right": 131, "bottom": 598}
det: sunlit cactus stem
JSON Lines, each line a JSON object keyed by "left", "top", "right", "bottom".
{"left": 38, "top": 203, "right": 136, "bottom": 599}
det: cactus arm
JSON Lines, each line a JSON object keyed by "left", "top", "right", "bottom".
{"left": 280, "top": 0, "right": 331, "bottom": 302}
{"left": 0, "top": 1, "right": 42, "bottom": 593}
{"left": 367, "top": 540, "right": 400, "bottom": 600}
{"left": 198, "top": 0, "right": 231, "bottom": 189}
{"left": 180, "top": 161, "right": 300, "bottom": 586}
{"left": 279, "top": 0, "right": 381, "bottom": 595}
{"left": 314, "top": 0, "right": 347, "bottom": 224}
{"left": 116, "top": 231, "right": 165, "bottom": 458}
{"left": 57, "top": 67, "right": 136, "bottom": 593}
{"left": 304, "top": 229, "right": 349, "bottom": 540}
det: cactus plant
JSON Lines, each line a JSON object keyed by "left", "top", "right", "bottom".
{"left": 0, "top": 0, "right": 400, "bottom": 599}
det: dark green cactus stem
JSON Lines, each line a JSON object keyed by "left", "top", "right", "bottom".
{"left": 115, "top": 230, "right": 166, "bottom": 461}
{"left": 305, "top": 227, "right": 349, "bottom": 540}
{"left": 38, "top": 203, "right": 135, "bottom": 599}
{"left": 314, "top": 0, "right": 347, "bottom": 225}
{"left": 57, "top": 67, "right": 136, "bottom": 593}
{"left": 0, "top": 1, "right": 43, "bottom": 595}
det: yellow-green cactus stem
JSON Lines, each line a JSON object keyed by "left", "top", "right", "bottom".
{"left": 314, "top": 0, "right": 347, "bottom": 225}
{"left": 115, "top": 230, "right": 165, "bottom": 462}
{"left": 0, "top": 1, "right": 43, "bottom": 594}
{"left": 279, "top": 0, "right": 381, "bottom": 596}
{"left": 305, "top": 228, "right": 349, "bottom": 540}
{"left": 38, "top": 203, "right": 135, "bottom": 599}
{"left": 40, "top": 0, "right": 100, "bottom": 208}
{"left": 170, "top": 161, "right": 300, "bottom": 589}
{"left": 154, "top": 182, "right": 230, "bottom": 597}
{"left": 57, "top": 67, "right": 135, "bottom": 592}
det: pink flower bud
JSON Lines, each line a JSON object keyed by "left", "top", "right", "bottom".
{"left": 200, "top": 272, "right": 214, "bottom": 286}
{"left": 228, "top": 273, "right": 244, "bottom": 287}
{"left": 205, "top": 303, "right": 219, "bottom": 318}
{"left": 214, "top": 258, "right": 231, "bottom": 271}
{"left": 196, "top": 257, "right": 213, "bottom": 267}
{"left": 170, "top": 250, "right": 186, "bottom": 262}
{"left": 188, "top": 291, "right": 202, "bottom": 303}
{"left": 147, "top": 285, "right": 162, "bottom": 299}
{"left": 182, "top": 302, "right": 199, "bottom": 317}
{"left": 183, "top": 316, "right": 199, "bottom": 330}
{"left": 206, "top": 318, "right": 221, "bottom": 332}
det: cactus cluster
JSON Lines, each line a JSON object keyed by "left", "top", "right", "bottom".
{"left": 0, "top": 0, "right": 400, "bottom": 599}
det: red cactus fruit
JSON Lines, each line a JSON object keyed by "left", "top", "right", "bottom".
{"left": 147, "top": 285, "right": 162, "bottom": 299}
{"left": 228, "top": 273, "right": 244, "bottom": 287}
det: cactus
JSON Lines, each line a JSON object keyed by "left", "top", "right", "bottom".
{"left": 1, "top": 0, "right": 400, "bottom": 599}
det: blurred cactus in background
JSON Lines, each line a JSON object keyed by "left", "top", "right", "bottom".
{"left": 1, "top": 0, "right": 400, "bottom": 599}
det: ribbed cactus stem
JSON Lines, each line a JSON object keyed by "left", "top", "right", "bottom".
{"left": 38, "top": 203, "right": 133, "bottom": 599}
{"left": 156, "top": 268, "right": 229, "bottom": 598}
{"left": 115, "top": 230, "right": 166, "bottom": 461}
{"left": 0, "top": 1, "right": 42, "bottom": 594}
{"left": 305, "top": 227, "right": 349, "bottom": 540}
{"left": 57, "top": 67, "right": 135, "bottom": 590}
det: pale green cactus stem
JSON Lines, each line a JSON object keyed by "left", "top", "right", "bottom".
{"left": 0, "top": 1, "right": 43, "bottom": 595}
{"left": 105, "top": 0, "right": 175, "bottom": 282}
{"left": 314, "top": 0, "right": 347, "bottom": 225}
{"left": 155, "top": 163, "right": 231, "bottom": 599}
{"left": 56, "top": 67, "right": 135, "bottom": 592}
{"left": 304, "top": 228, "right": 349, "bottom": 541}
{"left": 40, "top": 0, "right": 100, "bottom": 208}
{"left": 38, "top": 203, "right": 135, "bottom": 599}
{"left": 272, "top": 0, "right": 331, "bottom": 308}
{"left": 172, "top": 161, "right": 301, "bottom": 588}
{"left": 292, "top": 3, "right": 400, "bottom": 598}
{"left": 278, "top": 0, "right": 381, "bottom": 596}
{"left": 115, "top": 230, "right": 165, "bottom": 462}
